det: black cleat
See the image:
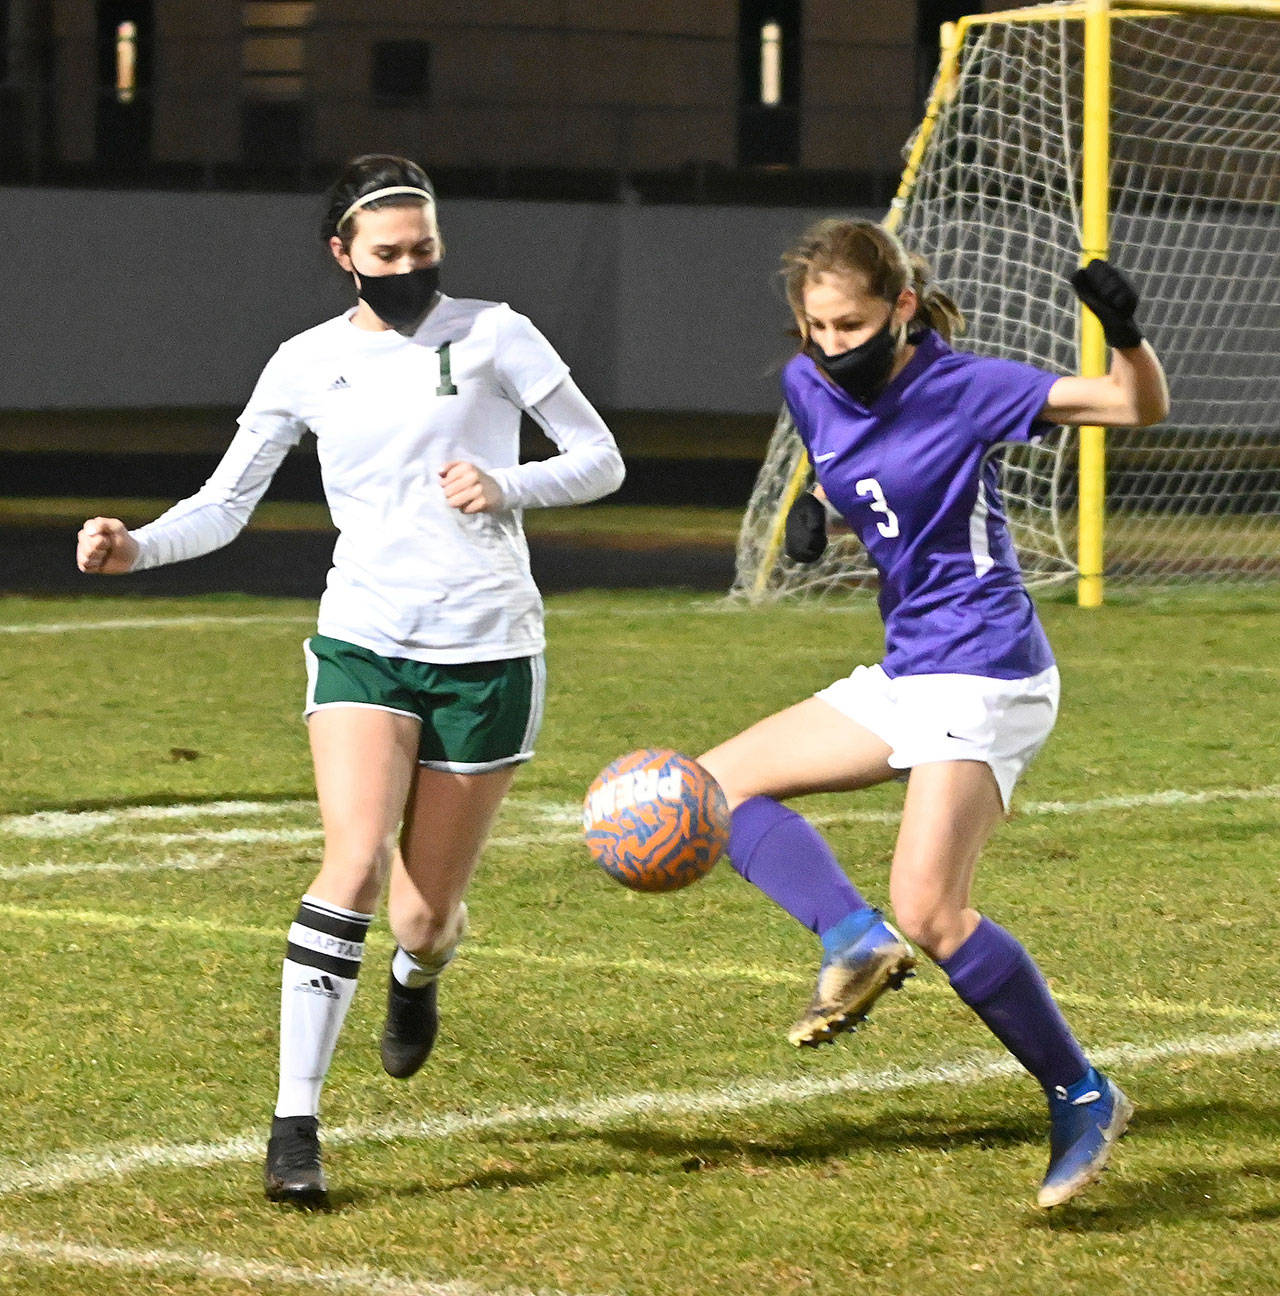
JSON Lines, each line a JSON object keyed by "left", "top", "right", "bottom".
{"left": 380, "top": 971, "right": 439, "bottom": 1079}
{"left": 264, "top": 1114, "right": 328, "bottom": 1206}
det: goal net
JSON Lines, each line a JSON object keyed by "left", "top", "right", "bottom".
{"left": 733, "top": 0, "right": 1280, "bottom": 601}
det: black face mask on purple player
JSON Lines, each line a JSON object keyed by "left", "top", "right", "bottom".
{"left": 812, "top": 315, "right": 900, "bottom": 405}
{"left": 353, "top": 263, "right": 441, "bottom": 330}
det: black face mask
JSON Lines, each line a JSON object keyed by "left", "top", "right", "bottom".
{"left": 353, "top": 263, "right": 441, "bottom": 330}
{"left": 812, "top": 315, "right": 900, "bottom": 405}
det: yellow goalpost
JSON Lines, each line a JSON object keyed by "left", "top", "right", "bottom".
{"left": 738, "top": 0, "right": 1280, "bottom": 605}
{"left": 892, "top": 0, "right": 1114, "bottom": 608}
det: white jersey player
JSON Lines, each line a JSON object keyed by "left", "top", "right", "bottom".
{"left": 76, "top": 154, "right": 625, "bottom": 1205}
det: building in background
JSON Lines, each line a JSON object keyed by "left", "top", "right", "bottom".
{"left": 2, "top": 0, "right": 1010, "bottom": 200}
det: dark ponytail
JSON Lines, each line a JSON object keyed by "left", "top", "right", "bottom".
{"left": 321, "top": 154, "right": 436, "bottom": 246}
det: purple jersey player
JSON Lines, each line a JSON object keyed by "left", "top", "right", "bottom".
{"left": 699, "top": 218, "right": 1169, "bottom": 1208}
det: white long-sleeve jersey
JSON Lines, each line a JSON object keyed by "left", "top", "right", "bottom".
{"left": 130, "top": 296, "right": 624, "bottom": 663}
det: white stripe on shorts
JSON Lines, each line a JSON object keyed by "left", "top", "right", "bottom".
{"left": 521, "top": 653, "right": 547, "bottom": 755}
{"left": 418, "top": 653, "right": 546, "bottom": 773}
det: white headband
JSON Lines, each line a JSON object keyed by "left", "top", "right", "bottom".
{"left": 338, "top": 185, "right": 435, "bottom": 231}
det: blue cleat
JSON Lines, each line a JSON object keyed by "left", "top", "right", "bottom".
{"left": 1037, "top": 1067, "right": 1134, "bottom": 1208}
{"left": 788, "top": 907, "right": 916, "bottom": 1047}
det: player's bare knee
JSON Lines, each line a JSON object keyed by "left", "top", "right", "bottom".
{"left": 696, "top": 753, "right": 751, "bottom": 811}
{"left": 889, "top": 899, "right": 962, "bottom": 961}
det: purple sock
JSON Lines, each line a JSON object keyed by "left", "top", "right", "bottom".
{"left": 939, "top": 916, "right": 1089, "bottom": 1093}
{"left": 727, "top": 796, "right": 868, "bottom": 936}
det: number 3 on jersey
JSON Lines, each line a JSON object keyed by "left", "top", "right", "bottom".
{"left": 855, "top": 477, "right": 900, "bottom": 538}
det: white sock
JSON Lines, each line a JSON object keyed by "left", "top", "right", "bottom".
{"left": 391, "top": 943, "right": 456, "bottom": 989}
{"left": 391, "top": 903, "right": 466, "bottom": 988}
{"left": 274, "top": 894, "right": 373, "bottom": 1118}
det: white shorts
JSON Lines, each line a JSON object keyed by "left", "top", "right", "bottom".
{"left": 814, "top": 663, "right": 1060, "bottom": 812}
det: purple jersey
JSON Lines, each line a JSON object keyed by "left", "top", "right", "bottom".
{"left": 783, "top": 330, "right": 1059, "bottom": 679}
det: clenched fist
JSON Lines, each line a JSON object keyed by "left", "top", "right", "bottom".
{"left": 77, "top": 517, "right": 140, "bottom": 574}
{"left": 439, "top": 461, "right": 504, "bottom": 514}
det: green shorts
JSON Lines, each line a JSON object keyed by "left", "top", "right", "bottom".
{"left": 303, "top": 634, "right": 545, "bottom": 772}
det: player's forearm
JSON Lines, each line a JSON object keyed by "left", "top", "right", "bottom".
{"left": 1045, "top": 343, "right": 1170, "bottom": 428}
{"left": 130, "top": 493, "right": 253, "bottom": 570}
{"left": 130, "top": 426, "right": 294, "bottom": 569}
{"left": 492, "top": 379, "right": 625, "bottom": 509}
{"left": 489, "top": 443, "right": 625, "bottom": 510}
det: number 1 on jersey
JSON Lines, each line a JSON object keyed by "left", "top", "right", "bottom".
{"left": 436, "top": 341, "right": 458, "bottom": 396}
{"left": 855, "top": 477, "right": 900, "bottom": 538}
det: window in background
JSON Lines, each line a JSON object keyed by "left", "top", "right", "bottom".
{"left": 95, "top": 2, "right": 152, "bottom": 165}
{"left": 737, "top": 1, "right": 801, "bottom": 167}
{"left": 760, "top": 19, "right": 782, "bottom": 107}
{"left": 115, "top": 20, "right": 137, "bottom": 103}
{"left": 242, "top": 1, "right": 314, "bottom": 100}
{"left": 241, "top": 1, "right": 315, "bottom": 166}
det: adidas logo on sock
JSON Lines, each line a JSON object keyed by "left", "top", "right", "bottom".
{"left": 328, "top": 375, "right": 350, "bottom": 389}
{"left": 296, "top": 974, "right": 341, "bottom": 1000}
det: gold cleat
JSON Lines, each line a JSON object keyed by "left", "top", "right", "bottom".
{"left": 788, "top": 913, "right": 916, "bottom": 1047}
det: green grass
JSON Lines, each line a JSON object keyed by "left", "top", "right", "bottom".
{"left": 0, "top": 588, "right": 1278, "bottom": 1295}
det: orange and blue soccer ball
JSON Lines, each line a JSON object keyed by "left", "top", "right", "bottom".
{"left": 582, "top": 748, "right": 731, "bottom": 892}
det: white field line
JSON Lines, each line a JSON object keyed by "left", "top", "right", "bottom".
{"left": 0, "top": 1232, "right": 606, "bottom": 1296}
{"left": 0, "top": 614, "right": 314, "bottom": 636}
{"left": 1069, "top": 657, "right": 1280, "bottom": 678}
{"left": 1, "top": 1027, "right": 1277, "bottom": 1201}
{"left": 10, "top": 609, "right": 1280, "bottom": 648}
{"left": 0, "top": 852, "right": 229, "bottom": 881}
{"left": 0, "top": 605, "right": 735, "bottom": 638}
{"left": 148, "top": 827, "right": 321, "bottom": 846}
{"left": 0, "top": 603, "right": 759, "bottom": 639}
{"left": 0, "top": 899, "right": 1272, "bottom": 1028}
{"left": 0, "top": 826, "right": 555, "bottom": 854}
{"left": 141, "top": 826, "right": 575, "bottom": 849}
{"left": 4, "top": 781, "right": 1278, "bottom": 845}
{"left": 1017, "top": 783, "right": 1280, "bottom": 817}
{"left": 0, "top": 799, "right": 316, "bottom": 839}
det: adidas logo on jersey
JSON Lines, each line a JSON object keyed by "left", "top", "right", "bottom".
{"left": 296, "top": 974, "right": 341, "bottom": 1000}
{"left": 328, "top": 375, "right": 350, "bottom": 389}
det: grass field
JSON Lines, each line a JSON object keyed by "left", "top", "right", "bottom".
{"left": 0, "top": 586, "right": 1278, "bottom": 1296}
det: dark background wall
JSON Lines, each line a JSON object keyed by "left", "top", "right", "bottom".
{"left": 0, "top": 186, "right": 877, "bottom": 416}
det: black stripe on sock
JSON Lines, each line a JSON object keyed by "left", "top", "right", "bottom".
{"left": 295, "top": 903, "right": 372, "bottom": 944}
{"left": 286, "top": 941, "right": 362, "bottom": 979}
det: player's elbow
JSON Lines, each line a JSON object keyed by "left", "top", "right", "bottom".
{"left": 1130, "top": 385, "right": 1170, "bottom": 427}
{"left": 1107, "top": 375, "right": 1169, "bottom": 428}
{"left": 1118, "top": 347, "right": 1171, "bottom": 426}
{"left": 568, "top": 445, "right": 625, "bottom": 507}
{"left": 601, "top": 447, "right": 626, "bottom": 497}
{"left": 1148, "top": 386, "right": 1171, "bottom": 425}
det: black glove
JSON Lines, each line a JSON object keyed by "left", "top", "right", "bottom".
{"left": 784, "top": 491, "right": 828, "bottom": 564}
{"left": 1069, "top": 258, "right": 1144, "bottom": 350}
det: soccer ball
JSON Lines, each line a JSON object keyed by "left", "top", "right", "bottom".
{"left": 582, "top": 748, "right": 731, "bottom": 892}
